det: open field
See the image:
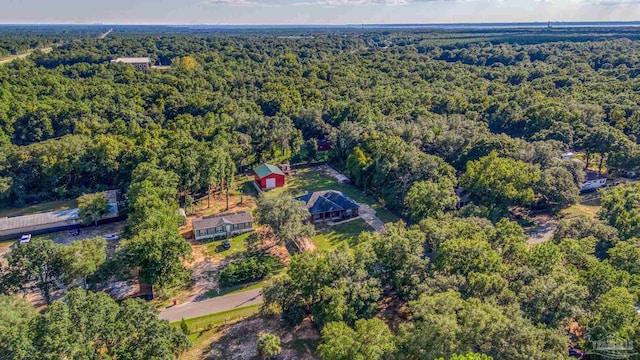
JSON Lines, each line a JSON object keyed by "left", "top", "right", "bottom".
{"left": 561, "top": 192, "right": 602, "bottom": 219}
{"left": 312, "top": 218, "right": 373, "bottom": 252}
{"left": 205, "top": 231, "right": 251, "bottom": 260}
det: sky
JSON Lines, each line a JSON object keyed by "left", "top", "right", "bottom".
{"left": 2, "top": 0, "right": 640, "bottom": 25}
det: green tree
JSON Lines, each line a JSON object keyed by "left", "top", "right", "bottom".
{"left": 255, "top": 194, "right": 314, "bottom": 250}
{"left": 460, "top": 151, "right": 540, "bottom": 217}
{"left": 318, "top": 319, "right": 394, "bottom": 360}
{"left": 608, "top": 239, "right": 640, "bottom": 275}
{"left": 0, "top": 295, "right": 36, "bottom": 360}
{"left": 32, "top": 289, "right": 189, "bottom": 359}
{"left": 257, "top": 332, "right": 281, "bottom": 359}
{"left": 437, "top": 354, "right": 494, "bottom": 360}
{"left": 121, "top": 228, "right": 192, "bottom": 288}
{"left": 6, "top": 238, "right": 65, "bottom": 304}
{"left": 599, "top": 182, "right": 640, "bottom": 239}
{"left": 62, "top": 237, "right": 107, "bottom": 289}
{"left": 406, "top": 179, "right": 459, "bottom": 221}
{"left": 78, "top": 192, "right": 110, "bottom": 227}
{"left": 535, "top": 167, "right": 580, "bottom": 212}
{"left": 180, "top": 318, "right": 190, "bottom": 335}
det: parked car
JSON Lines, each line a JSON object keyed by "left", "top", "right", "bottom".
{"left": 19, "top": 234, "right": 31, "bottom": 245}
{"left": 103, "top": 234, "right": 120, "bottom": 241}
{"left": 222, "top": 240, "right": 231, "bottom": 250}
{"left": 569, "top": 347, "right": 584, "bottom": 358}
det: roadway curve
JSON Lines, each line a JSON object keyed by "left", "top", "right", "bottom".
{"left": 158, "top": 288, "right": 262, "bottom": 322}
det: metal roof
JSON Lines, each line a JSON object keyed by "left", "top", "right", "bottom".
{"left": 254, "top": 164, "right": 285, "bottom": 179}
{"left": 111, "top": 57, "right": 151, "bottom": 64}
{"left": 192, "top": 211, "right": 253, "bottom": 232}
{"left": 0, "top": 208, "right": 80, "bottom": 232}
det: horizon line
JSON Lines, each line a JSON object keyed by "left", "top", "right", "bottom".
{"left": 1, "top": 20, "right": 640, "bottom": 27}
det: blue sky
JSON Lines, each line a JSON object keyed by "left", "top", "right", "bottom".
{"left": 2, "top": 0, "right": 640, "bottom": 25}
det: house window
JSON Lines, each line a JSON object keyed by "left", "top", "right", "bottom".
{"left": 314, "top": 214, "right": 321, "bottom": 220}
{"left": 333, "top": 211, "right": 340, "bottom": 218}
{"left": 346, "top": 209, "right": 352, "bottom": 215}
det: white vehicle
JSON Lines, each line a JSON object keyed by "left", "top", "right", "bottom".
{"left": 581, "top": 178, "right": 607, "bottom": 192}
{"left": 19, "top": 234, "right": 31, "bottom": 245}
{"left": 103, "top": 234, "right": 120, "bottom": 241}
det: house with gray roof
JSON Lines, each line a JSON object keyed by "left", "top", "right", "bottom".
{"left": 192, "top": 211, "right": 254, "bottom": 241}
{"left": 296, "top": 190, "right": 359, "bottom": 224}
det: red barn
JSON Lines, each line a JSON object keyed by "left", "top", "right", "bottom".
{"left": 254, "top": 164, "right": 286, "bottom": 189}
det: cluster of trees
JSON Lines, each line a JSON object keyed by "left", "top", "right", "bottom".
{"left": 3, "top": 29, "right": 640, "bottom": 215}
{"left": 263, "top": 213, "right": 640, "bottom": 359}
{"left": 116, "top": 163, "right": 192, "bottom": 289}
{"left": 1, "top": 237, "right": 107, "bottom": 303}
{"left": 0, "top": 289, "right": 188, "bottom": 360}
{"left": 219, "top": 253, "right": 282, "bottom": 287}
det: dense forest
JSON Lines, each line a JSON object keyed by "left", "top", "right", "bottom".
{"left": 1, "top": 26, "right": 640, "bottom": 359}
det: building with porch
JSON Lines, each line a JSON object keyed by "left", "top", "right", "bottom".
{"left": 192, "top": 211, "right": 254, "bottom": 241}
{"left": 296, "top": 190, "right": 360, "bottom": 224}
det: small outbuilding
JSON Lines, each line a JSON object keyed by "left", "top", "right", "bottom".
{"left": 254, "top": 164, "right": 286, "bottom": 190}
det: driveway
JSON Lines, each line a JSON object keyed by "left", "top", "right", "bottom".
{"left": 158, "top": 288, "right": 262, "bottom": 322}
{"left": 359, "top": 204, "right": 386, "bottom": 232}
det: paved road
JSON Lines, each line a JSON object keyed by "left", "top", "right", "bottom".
{"left": 98, "top": 29, "right": 113, "bottom": 39}
{"left": 158, "top": 288, "right": 262, "bottom": 322}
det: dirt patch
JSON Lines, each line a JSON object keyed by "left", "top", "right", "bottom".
{"left": 205, "top": 317, "right": 319, "bottom": 360}
{"left": 184, "top": 244, "right": 225, "bottom": 302}
{"left": 44, "top": 221, "right": 125, "bottom": 246}
{"left": 524, "top": 214, "right": 558, "bottom": 246}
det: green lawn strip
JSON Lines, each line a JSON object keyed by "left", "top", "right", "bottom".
{"left": 202, "top": 280, "right": 265, "bottom": 299}
{"left": 171, "top": 304, "right": 261, "bottom": 343}
{"left": 204, "top": 231, "right": 250, "bottom": 260}
{"left": 312, "top": 218, "right": 373, "bottom": 252}
{"left": 0, "top": 199, "right": 77, "bottom": 218}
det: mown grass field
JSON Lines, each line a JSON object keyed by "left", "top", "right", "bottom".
{"left": 204, "top": 231, "right": 251, "bottom": 260}
{"left": 312, "top": 218, "right": 373, "bottom": 252}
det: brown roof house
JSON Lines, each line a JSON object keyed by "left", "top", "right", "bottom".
{"left": 192, "top": 211, "right": 254, "bottom": 241}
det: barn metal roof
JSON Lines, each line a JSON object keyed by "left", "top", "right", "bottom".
{"left": 0, "top": 208, "right": 80, "bottom": 232}
{"left": 254, "top": 164, "right": 285, "bottom": 179}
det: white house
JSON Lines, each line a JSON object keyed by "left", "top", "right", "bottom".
{"left": 581, "top": 172, "right": 607, "bottom": 192}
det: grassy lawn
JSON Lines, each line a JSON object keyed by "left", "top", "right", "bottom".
{"left": 0, "top": 199, "right": 77, "bottom": 218}
{"left": 561, "top": 192, "right": 602, "bottom": 219}
{"left": 202, "top": 280, "right": 265, "bottom": 299}
{"left": 204, "top": 231, "right": 251, "bottom": 260}
{"left": 312, "top": 218, "right": 373, "bottom": 252}
{"left": 267, "top": 167, "right": 401, "bottom": 224}
{"left": 172, "top": 304, "right": 260, "bottom": 340}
